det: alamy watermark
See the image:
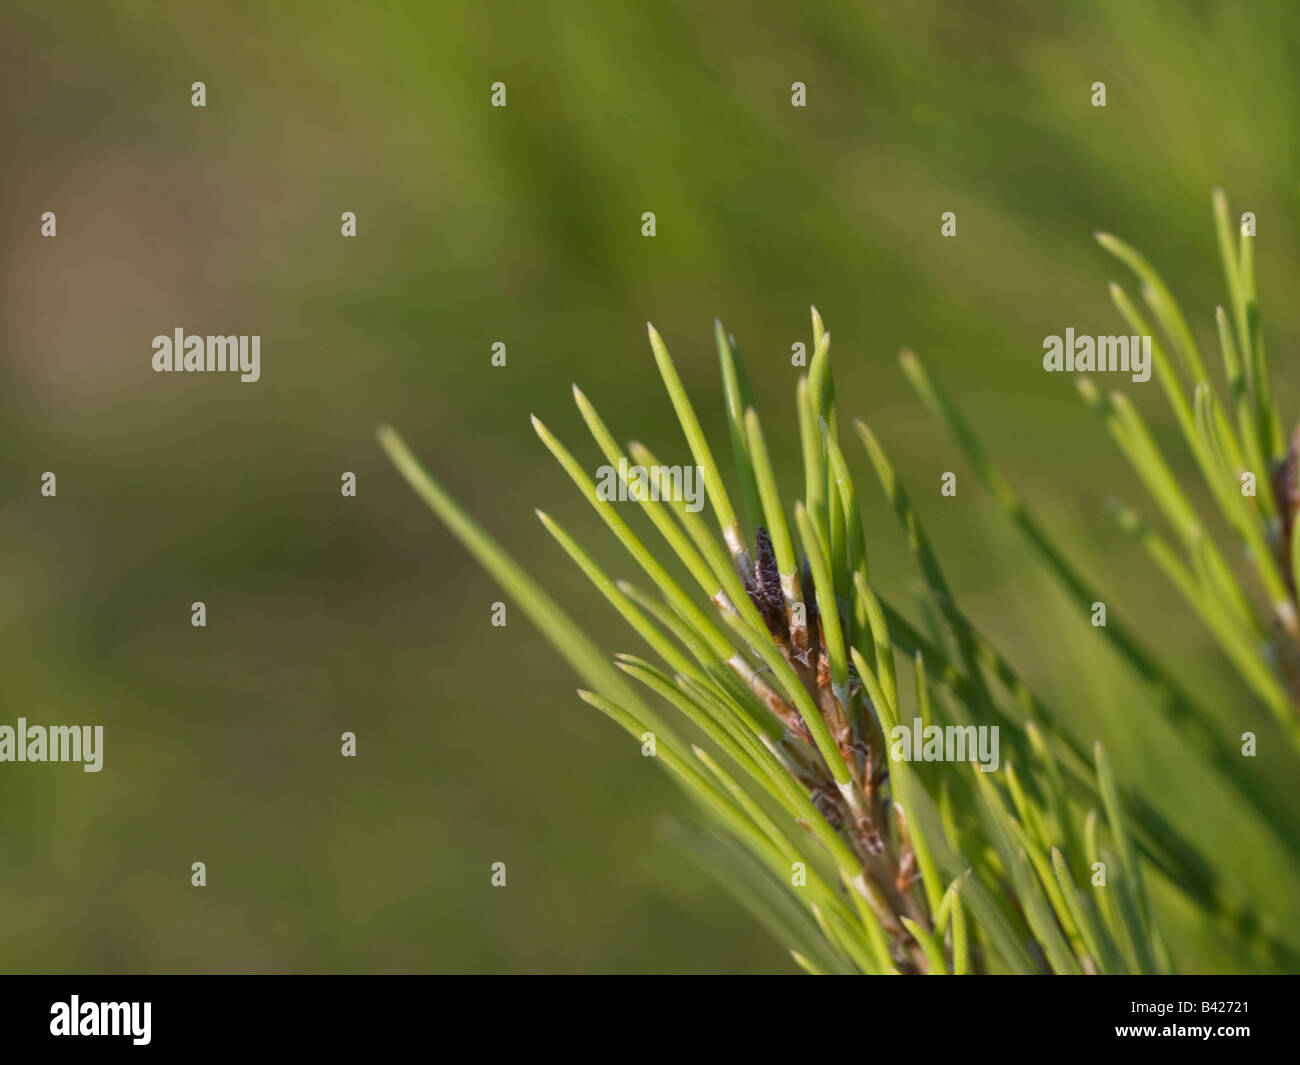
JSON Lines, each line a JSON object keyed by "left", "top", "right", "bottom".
{"left": 152, "top": 328, "right": 260, "bottom": 382}
{"left": 1043, "top": 328, "right": 1150, "bottom": 383}
{"left": 50, "top": 996, "right": 150, "bottom": 1045}
{"left": 0, "top": 719, "right": 103, "bottom": 772}
{"left": 595, "top": 458, "right": 705, "bottom": 512}
{"left": 889, "top": 718, "right": 1000, "bottom": 772}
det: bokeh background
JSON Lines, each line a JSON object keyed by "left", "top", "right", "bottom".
{"left": 2, "top": 0, "right": 1299, "bottom": 972}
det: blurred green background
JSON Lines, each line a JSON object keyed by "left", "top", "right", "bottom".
{"left": 2, "top": 0, "right": 1299, "bottom": 972}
